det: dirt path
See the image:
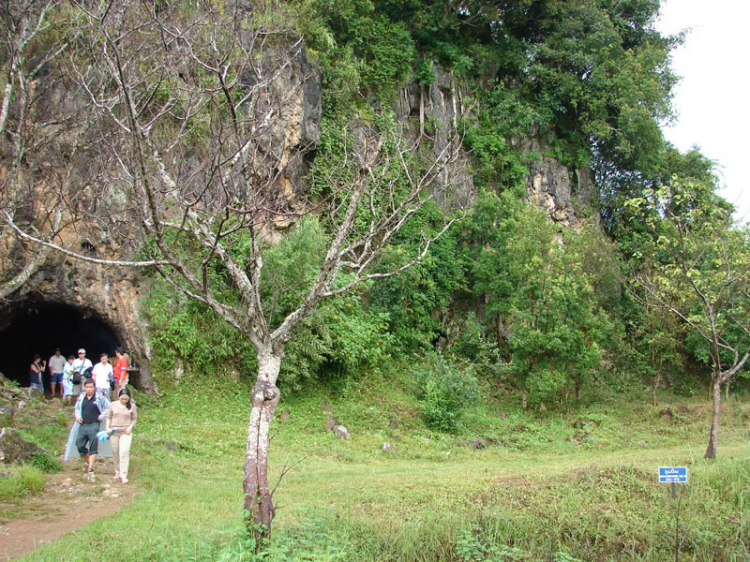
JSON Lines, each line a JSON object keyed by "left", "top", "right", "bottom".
{"left": 0, "top": 459, "right": 138, "bottom": 561}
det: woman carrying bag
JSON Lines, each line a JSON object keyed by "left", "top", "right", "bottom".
{"left": 106, "top": 388, "right": 137, "bottom": 484}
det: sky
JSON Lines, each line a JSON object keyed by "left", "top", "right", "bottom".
{"left": 656, "top": 0, "right": 750, "bottom": 223}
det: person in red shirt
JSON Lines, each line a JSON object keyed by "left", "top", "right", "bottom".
{"left": 113, "top": 347, "right": 129, "bottom": 395}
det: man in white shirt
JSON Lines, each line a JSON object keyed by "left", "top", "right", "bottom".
{"left": 72, "top": 349, "right": 93, "bottom": 397}
{"left": 48, "top": 347, "right": 66, "bottom": 399}
{"left": 92, "top": 352, "right": 113, "bottom": 401}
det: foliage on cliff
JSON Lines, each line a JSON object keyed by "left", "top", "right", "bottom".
{"left": 3, "top": 0, "right": 745, "bottom": 407}
{"left": 133, "top": 0, "right": 750, "bottom": 409}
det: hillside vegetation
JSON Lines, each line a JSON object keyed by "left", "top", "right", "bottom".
{"left": 9, "top": 375, "right": 750, "bottom": 561}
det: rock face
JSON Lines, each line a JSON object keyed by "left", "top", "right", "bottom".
{"left": 394, "top": 69, "right": 596, "bottom": 225}
{"left": 521, "top": 135, "right": 596, "bottom": 226}
{"left": 0, "top": 258, "right": 157, "bottom": 392}
{"left": 0, "top": 428, "right": 45, "bottom": 464}
{"left": 0, "top": 42, "right": 323, "bottom": 394}
{"left": 1, "top": 36, "right": 597, "bottom": 392}
{"left": 394, "top": 68, "right": 475, "bottom": 210}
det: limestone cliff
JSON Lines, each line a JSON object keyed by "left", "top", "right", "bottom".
{"left": 0, "top": 46, "right": 597, "bottom": 391}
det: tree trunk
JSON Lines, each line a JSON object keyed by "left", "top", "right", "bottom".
{"left": 704, "top": 379, "right": 722, "bottom": 459}
{"left": 244, "top": 347, "right": 281, "bottom": 549}
{"left": 522, "top": 388, "right": 527, "bottom": 411}
{"left": 652, "top": 370, "right": 661, "bottom": 407}
{"left": 419, "top": 84, "right": 425, "bottom": 137}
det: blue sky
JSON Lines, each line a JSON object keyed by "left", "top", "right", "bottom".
{"left": 657, "top": 0, "right": 750, "bottom": 223}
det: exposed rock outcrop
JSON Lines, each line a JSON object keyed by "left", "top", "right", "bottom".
{"left": 0, "top": 428, "right": 45, "bottom": 464}
{"left": 0, "top": 260, "right": 156, "bottom": 392}
{"left": 0, "top": 42, "right": 323, "bottom": 394}
{"left": 395, "top": 68, "right": 475, "bottom": 209}
{"left": 521, "top": 135, "right": 597, "bottom": 226}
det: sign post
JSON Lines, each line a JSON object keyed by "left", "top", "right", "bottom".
{"left": 658, "top": 467, "right": 688, "bottom": 562}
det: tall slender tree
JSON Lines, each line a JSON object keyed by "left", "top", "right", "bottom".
{"left": 626, "top": 180, "right": 750, "bottom": 458}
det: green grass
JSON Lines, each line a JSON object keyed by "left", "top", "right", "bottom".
{"left": 0, "top": 465, "right": 47, "bottom": 502}
{"left": 11, "top": 374, "right": 750, "bottom": 561}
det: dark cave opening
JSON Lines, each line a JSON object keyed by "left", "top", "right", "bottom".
{"left": 0, "top": 300, "right": 123, "bottom": 390}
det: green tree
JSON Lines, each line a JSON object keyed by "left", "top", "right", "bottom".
{"left": 634, "top": 288, "right": 686, "bottom": 406}
{"left": 467, "top": 195, "right": 614, "bottom": 408}
{"left": 626, "top": 180, "right": 750, "bottom": 458}
{"left": 506, "top": 210, "right": 613, "bottom": 408}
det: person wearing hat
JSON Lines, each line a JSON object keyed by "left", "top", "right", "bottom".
{"left": 72, "top": 349, "right": 93, "bottom": 397}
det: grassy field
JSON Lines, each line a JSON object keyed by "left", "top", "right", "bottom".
{"left": 9, "top": 374, "right": 750, "bottom": 561}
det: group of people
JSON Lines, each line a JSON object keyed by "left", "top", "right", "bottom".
{"left": 30, "top": 347, "right": 130, "bottom": 404}
{"left": 29, "top": 346, "right": 137, "bottom": 484}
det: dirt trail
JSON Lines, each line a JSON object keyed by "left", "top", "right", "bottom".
{"left": 0, "top": 455, "right": 138, "bottom": 561}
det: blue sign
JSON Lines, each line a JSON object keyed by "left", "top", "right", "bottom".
{"left": 659, "top": 466, "right": 688, "bottom": 483}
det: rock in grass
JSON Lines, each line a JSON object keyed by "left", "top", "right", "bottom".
{"left": 0, "top": 428, "right": 45, "bottom": 464}
{"left": 333, "top": 425, "right": 350, "bottom": 440}
{"left": 20, "top": 387, "right": 43, "bottom": 400}
{"left": 658, "top": 407, "right": 673, "bottom": 423}
{"left": 0, "top": 371, "right": 11, "bottom": 386}
{"left": 326, "top": 415, "right": 339, "bottom": 432}
{"left": 470, "top": 437, "right": 496, "bottom": 450}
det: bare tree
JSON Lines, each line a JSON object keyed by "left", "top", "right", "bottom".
{"left": 0, "top": 0, "right": 72, "bottom": 300}
{"left": 1, "top": 1, "right": 467, "bottom": 543}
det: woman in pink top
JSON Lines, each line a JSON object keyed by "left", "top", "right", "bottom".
{"left": 106, "top": 388, "right": 137, "bottom": 484}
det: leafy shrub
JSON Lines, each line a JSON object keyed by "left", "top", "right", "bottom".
{"left": 30, "top": 450, "right": 62, "bottom": 473}
{"left": 145, "top": 286, "right": 257, "bottom": 385}
{"left": 415, "top": 353, "right": 479, "bottom": 431}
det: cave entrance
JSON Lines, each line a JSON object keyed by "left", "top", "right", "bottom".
{"left": 0, "top": 300, "right": 123, "bottom": 392}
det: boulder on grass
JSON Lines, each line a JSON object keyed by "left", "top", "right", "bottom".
{"left": 20, "top": 387, "right": 43, "bottom": 400}
{"left": 0, "top": 428, "right": 44, "bottom": 464}
{"left": 470, "top": 437, "right": 496, "bottom": 450}
{"left": 326, "top": 415, "right": 339, "bottom": 432}
{"left": 333, "top": 425, "right": 350, "bottom": 440}
{"left": 658, "top": 407, "right": 673, "bottom": 423}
